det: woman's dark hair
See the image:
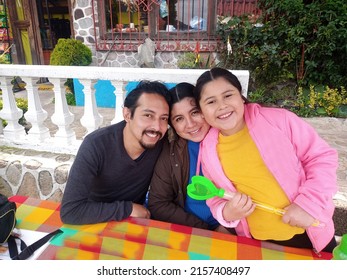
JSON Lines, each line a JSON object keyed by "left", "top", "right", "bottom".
{"left": 124, "top": 80, "right": 172, "bottom": 118}
{"left": 193, "top": 67, "right": 248, "bottom": 105}
{"left": 168, "top": 82, "right": 195, "bottom": 126}
{"left": 169, "top": 82, "right": 195, "bottom": 110}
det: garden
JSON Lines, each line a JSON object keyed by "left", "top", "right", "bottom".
{"left": 179, "top": 0, "right": 347, "bottom": 118}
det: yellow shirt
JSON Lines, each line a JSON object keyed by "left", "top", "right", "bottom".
{"left": 217, "top": 125, "right": 304, "bottom": 240}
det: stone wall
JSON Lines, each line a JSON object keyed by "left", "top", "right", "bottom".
{"left": 0, "top": 146, "right": 75, "bottom": 202}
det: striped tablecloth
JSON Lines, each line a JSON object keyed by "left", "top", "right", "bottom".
{"left": 9, "top": 196, "right": 332, "bottom": 260}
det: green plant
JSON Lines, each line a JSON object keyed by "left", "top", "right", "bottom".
{"left": 0, "top": 54, "right": 10, "bottom": 64}
{"left": 50, "top": 38, "right": 92, "bottom": 66}
{"left": 177, "top": 52, "right": 214, "bottom": 69}
{"left": 294, "top": 85, "right": 347, "bottom": 117}
{"left": 217, "top": 0, "right": 347, "bottom": 90}
{"left": 0, "top": 44, "right": 12, "bottom": 64}
{"left": 177, "top": 52, "right": 198, "bottom": 69}
{"left": 0, "top": 98, "right": 28, "bottom": 127}
{"left": 64, "top": 93, "right": 76, "bottom": 106}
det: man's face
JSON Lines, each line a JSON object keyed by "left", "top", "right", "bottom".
{"left": 123, "top": 93, "right": 169, "bottom": 150}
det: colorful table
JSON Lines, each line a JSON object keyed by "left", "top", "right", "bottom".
{"left": 9, "top": 196, "right": 332, "bottom": 260}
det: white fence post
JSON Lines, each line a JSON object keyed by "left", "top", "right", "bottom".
{"left": 21, "top": 77, "right": 51, "bottom": 142}
{"left": 110, "top": 80, "right": 126, "bottom": 124}
{"left": 0, "top": 76, "right": 26, "bottom": 140}
{"left": 50, "top": 78, "right": 76, "bottom": 145}
{"left": 79, "top": 79, "right": 103, "bottom": 135}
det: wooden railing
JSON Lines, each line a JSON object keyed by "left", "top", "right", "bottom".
{"left": 0, "top": 64, "right": 249, "bottom": 154}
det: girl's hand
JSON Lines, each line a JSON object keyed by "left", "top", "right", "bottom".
{"left": 282, "top": 203, "right": 315, "bottom": 229}
{"left": 222, "top": 192, "right": 255, "bottom": 222}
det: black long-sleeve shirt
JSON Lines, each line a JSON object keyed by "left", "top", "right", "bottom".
{"left": 60, "top": 121, "right": 163, "bottom": 225}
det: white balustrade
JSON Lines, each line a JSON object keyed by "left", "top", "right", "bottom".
{"left": 0, "top": 64, "right": 249, "bottom": 154}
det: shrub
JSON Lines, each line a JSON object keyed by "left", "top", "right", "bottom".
{"left": 50, "top": 38, "right": 92, "bottom": 66}
{"left": 217, "top": 0, "right": 347, "bottom": 89}
{"left": 294, "top": 86, "right": 347, "bottom": 117}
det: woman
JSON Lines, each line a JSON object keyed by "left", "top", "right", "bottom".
{"left": 193, "top": 67, "right": 338, "bottom": 253}
{"left": 148, "top": 82, "right": 227, "bottom": 232}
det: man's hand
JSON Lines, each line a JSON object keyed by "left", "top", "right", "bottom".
{"left": 130, "top": 203, "right": 151, "bottom": 219}
{"left": 222, "top": 192, "right": 255, "bottom": 222}
{"left": 282, "top": 203, "right": 315, "bottom": 229}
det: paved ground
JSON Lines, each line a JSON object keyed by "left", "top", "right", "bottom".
{"left": 14, "top": 88, "right": 347, "bottom": 236}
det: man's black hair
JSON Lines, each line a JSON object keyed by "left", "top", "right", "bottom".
{"left": 124, "top": 80, "right": 172, "bottom": 117}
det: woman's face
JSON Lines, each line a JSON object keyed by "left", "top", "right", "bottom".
{"left": 198, "top": 77, "right": 245, "bottom": 136}
{"left": 170, "top": 97, "right": 210, "bottom": 142}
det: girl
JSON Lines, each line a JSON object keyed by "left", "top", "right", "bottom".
{"left": 194, "top": 67, "right": 338, "bottom": 253}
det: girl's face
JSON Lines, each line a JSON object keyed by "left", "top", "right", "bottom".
{"left": 170, "top": 97, "right": 210, "bottom": 142}
{"left": 198, "top": 77, "right": 245, "bottom": 136}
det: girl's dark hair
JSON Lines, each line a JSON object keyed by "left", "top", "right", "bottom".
{"left": 193, "top": 67, "right": 248, "bottom": 105}
{"left": 168, "top": 82, "right": 195, "bottom": 126}
{"left": 124, "top": 80, "right": 172, "bottom": 117}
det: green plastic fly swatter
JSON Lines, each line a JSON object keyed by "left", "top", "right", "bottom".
{"left": 187, "top": 176, "right": 234, "bottom": 200}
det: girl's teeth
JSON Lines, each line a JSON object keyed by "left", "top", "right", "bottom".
{"left": 219, "top": 112, "right": 232, "bottom": 119}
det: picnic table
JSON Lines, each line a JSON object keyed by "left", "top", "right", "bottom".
{"left": 8, "top": 195, "right": 332, "bottom": 260}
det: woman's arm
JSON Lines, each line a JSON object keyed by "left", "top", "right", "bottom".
{"left": 148, "top": 141, "right": 211, "bottom": 229}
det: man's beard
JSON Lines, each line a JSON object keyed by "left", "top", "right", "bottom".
{"left": 139, "top": 130, "right": 163, "bottom": 149}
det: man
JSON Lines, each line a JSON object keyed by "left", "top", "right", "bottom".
{"left": 60, "top": 81, "right": 171, "bottom": 225}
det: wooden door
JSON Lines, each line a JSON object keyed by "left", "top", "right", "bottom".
{"left": 7, "top": 0, "right": 43, "bottom": 64}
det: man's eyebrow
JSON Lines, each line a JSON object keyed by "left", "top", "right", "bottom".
{"left": 141, "top": 109, "right": 155, "bottom": 114}
{"left": 142, "top": 109, "right": 169, "bottom": 117}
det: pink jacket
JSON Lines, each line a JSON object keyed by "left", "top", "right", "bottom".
{"left": 199, "top": 103, "right": 338, "bottom": 252}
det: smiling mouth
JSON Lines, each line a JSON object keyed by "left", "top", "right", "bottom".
{"left": 189, "top": 128, "right": 201, "bottom": 135}
{"left": 218, "top": 112, "right": 232, "bottom": 119}
{"left": 144, "top": 130, "right": 162, "bottom": 139}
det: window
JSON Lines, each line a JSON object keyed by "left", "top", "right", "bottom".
{"left": 94, "top": 0, "right": 259, "bottom": 52}
{"left": 96, "top": 0, "right": 217, "bottom": 51}
{"left": 102, "top": 1, "right": 214, "bottom": 34}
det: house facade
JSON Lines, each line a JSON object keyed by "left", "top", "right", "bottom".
{"left": 8, "top": 0, "right": 259, "bottom": 68}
